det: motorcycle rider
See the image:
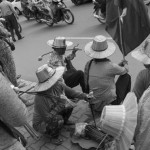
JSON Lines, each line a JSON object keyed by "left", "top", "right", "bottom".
{"left": 50, "top": 0, "right": 62, "bottom": 23}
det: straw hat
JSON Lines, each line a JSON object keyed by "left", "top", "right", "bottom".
{"left": 84, "top": 35, "right": 116, "bottom": 59}
{"left": 99, "top": 92, "right": 138, "bottom": 150}
{"left": 47, "top": 36, "right": 73, "bottom": 48}
{"left": 34, "top": 64, "right": 65, "bottom": 92}
{"left": 131, "top": 39, "right": 150, "bottom": 64}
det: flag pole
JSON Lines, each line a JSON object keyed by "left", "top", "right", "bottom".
{"left": 117, "top": 6, "right": 126, "bottom": 61}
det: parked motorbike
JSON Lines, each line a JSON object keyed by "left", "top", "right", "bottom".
{"left": 71, "top": 0, "right": 91, "bottom": 6}
{"left": 22, "top": 4, "right": 37, "bottom": 20}
{"left": 93, "top": 0, "right": 106, "bottom": 24}
{"left": 0, "top": 17, "right": 22, "bottom": 33}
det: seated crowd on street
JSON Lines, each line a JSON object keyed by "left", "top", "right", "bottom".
{"left": 1, "top": 0, "right": 150, "bottom": 149}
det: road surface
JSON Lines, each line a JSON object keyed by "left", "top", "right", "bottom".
{"left": 14, "top": 1, "right": 146, "bottom": 87}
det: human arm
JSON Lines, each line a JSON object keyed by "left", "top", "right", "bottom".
{"left": 63, "top": 83, "right": 88, "bottom": 100}
{"left": 111, "top": 61, "right": 129, "bottom": 76}
{"left": 0, "top": 73, "right": 27, "bottom": 127}
{"left": 0, "top": 26, "right": 11, "bottom": 38}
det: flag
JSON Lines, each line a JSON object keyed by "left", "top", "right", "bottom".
{"left": 105, "top": 0, "right": 150, "bottom": 56}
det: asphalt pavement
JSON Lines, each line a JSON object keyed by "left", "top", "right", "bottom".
{"left": 14, "top": 1, "right": 148, "bottom": 87}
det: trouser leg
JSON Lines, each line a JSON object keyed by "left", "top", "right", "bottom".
{"left": 5, "top": 15, "right": 15, "bottom": 40}
{"left": 60, "top": 107, "right": 73, "bottom": 123}
{"left": 10, "top": 14, "right": 22, "bottom": 39}
{"left": 46, "top": 115, "right": 64, "bottom": 138}
{"left": 63, "top": 70, "right": 86, "bottom": 92}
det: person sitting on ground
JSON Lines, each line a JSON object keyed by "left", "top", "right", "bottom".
{"left": 131, "top": 38, "right": 150, "bottom": 102}
{"left": 32, "top": 64, "right": 90, "bottom": 145}
{"left": 47, "top": 36, "right": 86, "bottom": 93}
{"left": 84, "top": 35, "right": 129, "bottom": 114}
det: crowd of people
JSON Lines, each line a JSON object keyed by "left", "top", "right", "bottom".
{"left": 0, "top": 0, "right": 150, "bottom": 149}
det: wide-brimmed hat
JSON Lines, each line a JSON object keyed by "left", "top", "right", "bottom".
{"left": 131, "top": 39, "right": 150, "bottom": 64}
{"left": 34, "top": 64, "right": 65, "bottom": 92}
{"left": 99, "top": 92, "right": 138, "bottom": 150}
{"left": 84, "top": 35, "right": 116, "bottom": 59}
{"left": 47, "top": 36, "right": 73, "bottom": 48}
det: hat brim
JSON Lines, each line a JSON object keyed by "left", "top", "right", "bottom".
{"left": 100, "top": 92, "right": 137, "bottom": 150}
{"left": 34, "top": 66, "right": 65, "bottom": 92}
{"left": 47, "top": 40, "right": 73, "bottom": 48}
{"left": 84, "top": 41, "right": 116, "bottom": 59}
{"left": 117, "top": 92, "right": 138, "bottom": 150}
{"left": 131, "top": 49, "right": 150, "bottom": 64}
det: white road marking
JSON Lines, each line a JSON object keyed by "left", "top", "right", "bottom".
{"left": 65, "top": 37, "right": 113, "bottom": 40}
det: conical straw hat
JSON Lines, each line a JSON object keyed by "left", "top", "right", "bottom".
{"left": 99, "top": 92, "right": 138, "bottom": 150}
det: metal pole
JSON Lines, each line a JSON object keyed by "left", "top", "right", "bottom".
{"left": 88, "top": 91, "right": 97, "bottom": 128}
{"left": 118, "top": 6, "right": 126, "bottom": 61}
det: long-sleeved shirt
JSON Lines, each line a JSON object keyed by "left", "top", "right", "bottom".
{"left": 33, "top": 81, "right": 87, "bottom": 130}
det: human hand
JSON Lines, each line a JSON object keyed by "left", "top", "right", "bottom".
{"left": 60, "top": 94, "right": 68, "bottom": 101}
{"left": 85, "top": 91, "right": 95, "bottom": 102}
{"left": 120, "top": 8, "right": 127, "bottom": 23}
{"left": 118, "top": 60, "right": 128, "bottom": 67}
{"left": 10, "top": 85, "right": 20, "bottom": 93}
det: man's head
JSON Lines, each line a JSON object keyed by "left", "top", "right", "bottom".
{"left": 47, "top": 36, "right": 73, "bottom": 53}
{"left": 53, "top": 47, "right": 66, "bottom": 55}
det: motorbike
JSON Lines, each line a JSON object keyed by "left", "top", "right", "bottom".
{"left": 71, "top": 0, "right": 92, "bottom": 6}
{"left": 35, "top": 0, "right": 74, "bottom": 26}
{"left": 0, "top": 17, "right": 22, "bottom": 33}
{"left": 22, "top": 3, "right": 38, "bottom": 20}
{"left": 93, "top": 0, "right": 106, "bottom": 24}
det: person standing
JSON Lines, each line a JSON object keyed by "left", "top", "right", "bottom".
{"left": 0, "top": 0, "right": 24, "bottom": 42}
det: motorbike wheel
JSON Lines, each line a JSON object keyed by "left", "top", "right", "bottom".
{"left": 45, "top": 15, "right": 53, "bottom": 27}
{"left": 71, "top": 0, "right": 82, "bottom": 5}
{"left": 18, "top": 23, "right": 22, "bottom": 33}
{"left": 22, "top": 10, "right": 30, "bottom": 20}
{"left": 96, "top": 9, "right": 106, "bottom": 24}
{"left": 63, "top": 10, "right": 74, "bottom": 24}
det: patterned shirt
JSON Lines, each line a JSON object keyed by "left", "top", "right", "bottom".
{"left": 48, "top": 51, "right": 66, "bottom": 68}
{"left": 33, "top": 81, "right": 87, "bottom": 132}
